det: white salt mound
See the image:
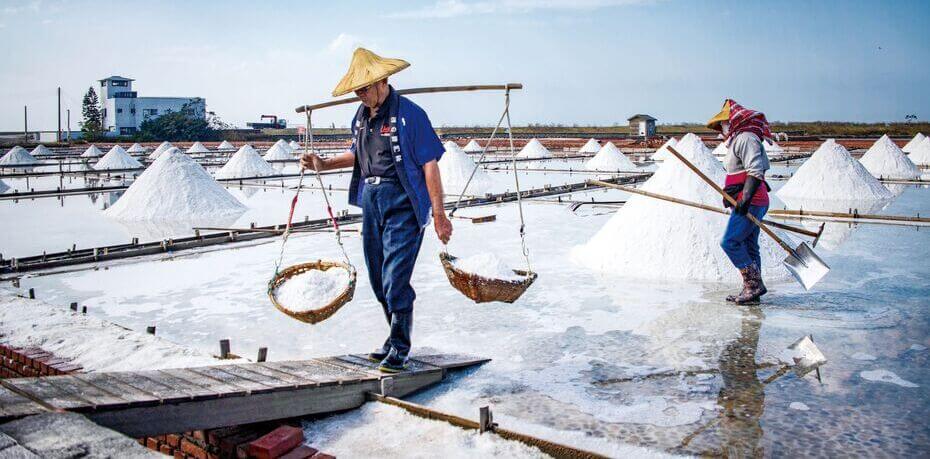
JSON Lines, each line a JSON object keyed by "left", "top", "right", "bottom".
{"left": 81, "top": 145, "right": 104, "bottom": 158}
{"left": 908, "top": 137, "right": 930, "bottom": 166}
{"left": 860, "top": 369, "right": 918, "bottom": 388}
{"left": 105, "top": 147, "right": 245, "bottom": 221}
{"left": 859, "top": 134, "right": 920, "bottom": 180}
{"left": 215, "top": 145, "right": 276, "bottom": 179}
{"left": 464, "top": 139, "right": 483, "bottom": 153}
{"left": 453, "top": 253, "right": 523, "bottom": 281}
{"left": 149, "top": 141, "right": 173, "bottom": 159}
{"left": 902, "top": 132, "right": 925, "bottom": 153}
{"left": 711, "top": 142, "right": 727, "bottom": 157}
{"left": 585, "top": 142, "right": 637, "bottom": 171}
{"left": 272, "top": 139, "right": 294, "bottom": 154}
{"left": 763, "top": 140, "right": 785, "bottom": 155}
{"left": 579, "top": 138, "right": 601, "bottom": 153}
{"left": 31, "top": 144, "right": 53, "bottom": 156}
{"left": 572, "top": 137, "right": 786, "bottom": 282}
{"left": 650, "top": 137, "right": 679, "bottom": 161}
{"left": 94, "top": 145, "right": 143, "bottom": 170}
{"left": 263, "top": 143, "right": 293, "bottom": 161}
{"left": 516, "top": 138, "right": 551, "bottom": 159}
{"left": 439, "top": 141, "right": 493, "bottom": 194}
{"left": 186, "top": 141, "right": 210, "bottom": 153}
{"left": 274, "top": 267, "right": 350, "bottom": 312}
{"left": 0, "top": 146, "right": 38, "bottom": 166}
{"left": 289, "top": 140, "right": 302, "bottom": 151}
{"left": 217, "top": 140, "right": 236, "bottom": 151}
{"left": 127, "top": 143, "right": 147, "bottom": 153}
{"left": 777, "top": 139, "right": 893, "bottom": 201}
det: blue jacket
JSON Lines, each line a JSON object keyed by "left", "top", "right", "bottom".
{"left": 347, "top": 89, "right": 444, "bottom": 228}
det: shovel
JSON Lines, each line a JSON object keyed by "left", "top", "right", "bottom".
{"left": 666, "top": 146, "right": 829, "bottom": 290}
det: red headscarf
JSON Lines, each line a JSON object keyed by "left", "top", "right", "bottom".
{"left": 725, "top": 99, "right": 773, "bottom": 144}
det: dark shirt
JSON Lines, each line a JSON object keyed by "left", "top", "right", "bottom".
{"left": 358, "top": 88, "right": 396, "bottom": 178}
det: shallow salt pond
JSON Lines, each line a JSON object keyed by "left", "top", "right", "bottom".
{"left": 5, "top": 160, "right": 928, "bottom": 457}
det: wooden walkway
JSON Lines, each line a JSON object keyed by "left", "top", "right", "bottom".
{"left": 0, "top": 353, "right": 488, "bottom": 438}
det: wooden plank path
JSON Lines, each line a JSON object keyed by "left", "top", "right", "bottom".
{"left": 0, "top": 353, "right": 489, "bottom": 437}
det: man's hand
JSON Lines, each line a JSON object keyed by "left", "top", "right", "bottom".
{"left": 734, "top": 197, "right": 751, "bottom": 215}
{"left": 433, "top": 212, "right": 453, "bottom": 244}
{"left": 300, "top": 153, "right": 325, "bottom": 172}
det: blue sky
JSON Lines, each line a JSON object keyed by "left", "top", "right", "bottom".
{"left": 1, "top": 0, "right": 929, "bottom": 131}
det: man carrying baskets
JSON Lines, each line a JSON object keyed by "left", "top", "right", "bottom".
{"left": 301, "top": 48, "right": 453, "bottom": 373}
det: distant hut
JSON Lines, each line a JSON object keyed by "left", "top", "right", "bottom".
{"left": 628, "top": 114, "right": 657, "bottom": 139}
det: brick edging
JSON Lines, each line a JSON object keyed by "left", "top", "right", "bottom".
{"left": 0, "top": 343, "right": 83, "bottom": 378}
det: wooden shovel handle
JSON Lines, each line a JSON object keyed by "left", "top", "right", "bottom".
{"left": 665, "top": 146, "right": 795, "bottom": 254}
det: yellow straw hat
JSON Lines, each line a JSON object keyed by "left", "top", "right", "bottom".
{"left": 707, "top": 99, "right": 731, "bottom": 131}
{"left": 332, "top": 48, "right": 410, "bottom": 97}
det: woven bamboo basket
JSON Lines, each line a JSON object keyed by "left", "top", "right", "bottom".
{"left": 268, "top": 260, "right": 357, "bottom": 324}
{"left": 439, "top": 252, "right": 537, "bottom": 303}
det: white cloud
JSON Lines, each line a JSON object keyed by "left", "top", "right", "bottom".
{"left": 390, "top": 0, "right": 655, "bottom": 19}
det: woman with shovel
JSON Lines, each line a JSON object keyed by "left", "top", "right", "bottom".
{"left": 707, "top": 99, "right": 773, "bottom": 304}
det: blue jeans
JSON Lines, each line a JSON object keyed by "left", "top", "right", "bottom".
{"left": 721, "top": 205, "right": 768, "bottom": 270}
{"left": 361, "top": 180, "right": 424, "bottom": 358}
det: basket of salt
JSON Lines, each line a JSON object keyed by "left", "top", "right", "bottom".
{"left": 268, "top": 260, "right": 357, "bottom": 324}
{"left": 439, "top": 252, "right": 537, "bottom": 303}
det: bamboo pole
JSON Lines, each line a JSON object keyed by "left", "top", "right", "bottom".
{"left": 768, "top": 208, "right": 930, "bottom": 223}
{"left": 295, "top": 84, "right": 523, "bottom": 113}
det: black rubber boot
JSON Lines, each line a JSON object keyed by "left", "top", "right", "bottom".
{"left": 379, "top": 310, "right": 412, "bottom": 373}
{"left": 734, "top": 264, "right": 766, "bottom": 304}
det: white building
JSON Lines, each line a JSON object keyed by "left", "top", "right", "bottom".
{"left": 99, "top": 76, "right": 206, "bottom": 137}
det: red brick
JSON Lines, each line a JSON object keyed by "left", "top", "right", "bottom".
{"left": 146, "top": 437, "right": 160, "bottom": 450}
{"left": 181, "top": 439, "right": 208, "bottom": 459}
{"left": 160, "top": 444, "right": 173, "bottom": 455}
{"left": 280, "top": 445, "right": 319, "bottom": 459}
{"left": 166, "top": 433, "right": 182, "bottom": 447}
{"left": 24, "top": 351, "right": 50, "bottom": 367}
{"left": 218, "top": 430, "right": 263, "bottom": 456}
{"left": 248, "top": 426, "right": 304, "bottom": 459}
{"left": 310, "top": 453, "right": 336, "bottom": 459}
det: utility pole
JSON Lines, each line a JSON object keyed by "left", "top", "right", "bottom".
{"left": 66, "top": 109, "right": 71, "bottom": 145}
{"left": 57, "top": 87, "right": 62, "bottom": 143}
{"left": 23, "top": 105, "right": 27, "bottom": 141}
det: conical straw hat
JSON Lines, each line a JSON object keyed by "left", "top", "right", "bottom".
{"left": 332, "top": 47, "right": 410, "bottom": 97}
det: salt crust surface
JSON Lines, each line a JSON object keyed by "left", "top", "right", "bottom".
{"left": 860, "top": 369, "right": 919, "bottom": 388}
{"left": 764, "top": 140, "right": 784, "bottom": 154}
{"left": 186, "top": 141, "right": 210, "bottom": 153}
{"left": 217, "top": 140, "right": 236, "bottom": 151}
{"left": 777, "top": 139, "right": 893, "bottom": 201}
{"left": 81, "top": 145, "right": 103, "bottom": 158}
{"left": 517, "top": 138, "right": 551, "bottom": 159}
{"left": 463, "top": 139, "right": 483, "bottom": 153}
{"left": 573, "top": 136, "right": 786, "bottom": 282}
{"left": 0, "top": 146, "right": 38, "bottom": 166}
{"left": 859, "top": 135, "right": 920, "bottom": 180}
{"left": 95, "top": 145, "right": 143, "bottom": 170}
{"left": 851, "top": 352, "right": 877, "bottom": 361}
{"left": 105, "top": 147, "right": 245, "bottom": 221}
{"left": 901, "top": 132, "right": 925, "bottom": 153}
{"left": 907, "top": 137, "right": 930, "bottom": 166}
{"left": 215, "top": 145, "right": 276, "bottom": 179}
{"left": 148, "top": 141, "right": 173, "bottom": 159}
{"left": 263, "top": 143, "right": 293, "bottom": 160}
{"left": 789, "top": 402, "right": 810, "bottom": 411}
{"left": 127, "top": 143, "right": 147, "bottom": 153}
{"left": 439, "top": 141, "right": 493, "bottom": 194}
{"left": 274, "top": 268, "right": 349, "bottom": 312}
{"left": 578, "top": 138, "right": 600, "bottom": 153}
{"left": 0, "top": 290, "right": 235, "bottom": 371}
{"left": 31, "top": 144, "right": 52, "bottom": 156}
{"left": 650, "top": 136, "right": 679, "bottom": 161}
{"left": 453, "top": 252, "right": 523, "bottom": 280}
{"left": 584, "top": 141, "right": 637, "bottom": 171}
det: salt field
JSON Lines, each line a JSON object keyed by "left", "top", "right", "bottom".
{"left": 2, "top": 144, "right": 928, "bottom": 457}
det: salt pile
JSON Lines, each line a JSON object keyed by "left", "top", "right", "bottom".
{"left": 186, "top": 141, "right": 210, "bottom": 153}
{"left": 907, "top": 137, "right": 930, "bottom": 166}
{"left": 272, "top": 139, "right": 294, "bottom": 154}
{"left": 859, "top": 135, "right": 920, "bottom": 180}
{"left": 105, "top": 147, "right": 246, "bottom": 221}
{"left": 584, "top": 142, "right": 637, "bottom": 171}
{"left": 711, "top": 142, "right": 727, "bottom": 157}
{"left": 215, "top": 144, "right": 276, "bottom": 179}
{"left": 0, "top": 146, "right": 38, "bottom": 166}
{"left": 901, "top": 132, "right": 925, "bottom": 153}
{"left": 0, "top": 180, "right": 8, "bottom": 193}
{"left": 288, "top": 140, "right": 302, "bottom": 151}
{"left": 263, "top": 142, "right": 293, "bottom": 161}
{"left": 439, "top": 141, "right": 493, "bottom": 194}
{"left": 274, "top": 267, "right": 350, "bottom": 312}
{"left": 453, "top": 252, "right": 523, "bottom": 281}
{"left": 572, "top": 136, "right": 785, "bottom": 282}
{"left": 777, "top": 139, "right": 893, "bottom": 201}
{"left": 126, "top": 143, "right": 147, "bottom": 153}
{"left": 649, "top": 137, "right": 679, "bottom": 161}
{"left": 764, "top": 140, "right": 785, "bottom": 155}
{"left": 81, "top": 145, "right": 104, "bottom": 158}
{"left": 30, "top": 144, "right": 53, "bottom": 156}
{"left": 578, "top": 138, "right": 601, "bottom": 153}
{"left": 217, "top": 140, "right": 236, "bottom": 151}
{"left": 464, "top": 139, "right": 483, "bottom": 153}
{"left": 148, "top": 141, "right": 173, "bottom": 159}
{"left": 516, "top": 138, "right": 551, "bottom": 159}
{"left": 94, "top": 145, "right": 143, "bottom": 170}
